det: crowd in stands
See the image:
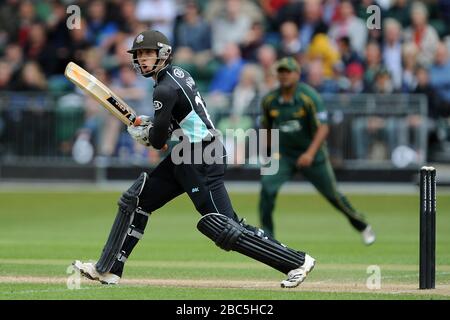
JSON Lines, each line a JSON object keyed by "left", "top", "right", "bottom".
{"left": 1, "top": 0, "right": 450, "bottom": 164}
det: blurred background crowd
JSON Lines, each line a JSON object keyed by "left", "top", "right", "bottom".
{"left": 1, "top": 0, "right": 450, "bottom": 167}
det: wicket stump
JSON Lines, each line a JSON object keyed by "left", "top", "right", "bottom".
{"left": 419, "top": 166, "right": 436, "bottom": 289}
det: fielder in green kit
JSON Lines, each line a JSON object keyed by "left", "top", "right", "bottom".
{"left": 259, "top": 57, "right": 376, "bottom": 245}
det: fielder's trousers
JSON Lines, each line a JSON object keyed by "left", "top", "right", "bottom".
{"left": 259, "top": 154, "right": 368, "bottom": 237}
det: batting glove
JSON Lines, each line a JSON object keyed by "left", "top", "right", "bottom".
{"left": 127, "top": 115, "right": 153, "bottom": 147}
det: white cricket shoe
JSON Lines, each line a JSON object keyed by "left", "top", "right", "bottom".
{"left": 72, "top": 260, "right": 120, "bottom": 285}
{"left": 280, "top": 254, "right": 315, "bottom": 288}
{"left": 361, "top": 225, "right": 376, "bottom": 246}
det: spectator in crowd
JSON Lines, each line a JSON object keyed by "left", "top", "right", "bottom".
{"left": 403, "top": 1, "right": 439, "bottom": 67}
{"left": 67, "top": 18, "right": 94, "bottom": 68}
{"left": 306, "top": 33, "right": 341, "bottom": 79}
{"left": 371, "top": 68, "right": 396, "bottom": 94}
{"left": 257, "top": 44, "right": 279, "bottom": 95}
{"left": 206, "top": 0, "right": 264, "bottom": 28}
{"left": 401, "top": 42, "right": 419, "bottom": 92}
{"left": 363, "top": 41, "right": 384, "bottom": 92}
{"left": 344, "top": 62, "right": 365, "bottom": 93}
{"left": 354, "top": 69, "right": 399, "bottom": 161}
{"left": 3, "top": 43, "right": 24, "bottom": 85}
{"left": 336, "top": 36, "right": 362, "bottom": 67}
{"left": 258, "top": 0, "right": 290, "bottom": 32}
{"left": 322, "top": 0, "right": 340, "bottom": 26}
{"left": 135, "top": 0, "right": 177, "bottom": 42}
{"left": 46, "top": 0, "right": 71, "bottom": 50}
{"left": 438, "top": 0, "right": 450, "bottom": 36}
{"left": 277, "top": 21, "right": 302, "bottom": 58}
{"left": 306, "top": 59, "right": 339, "bottom": 94}
{"left": 268, "top": 0, "right": 302, "bottom": 33}
{"left": 116, "top": 0, "right": 140, "bottom": 32}
{"left": 369, "top": 68, "right": 399, "bottom": 148}
{"left": 16, "top": 0, "right": 36, "bottom": 47}
{"left": 414, "top": 66, "right": 439, "bottom": 120}
{"left": 218, "top": 64, "right": 263, "bottom": 165}
{"left": 229, "top": 64, "right": 263, "bottom": 117}
{"left": 23, "top": 23, "right": 56, "bottom": 77}
{"left": 0, "top": 0, "right": 20, "bottom": 47}
{"left": 299, "top": 0, "right": 329, "bottom": 49}
{"left": 174, "top": 0, "right": 211, "bottom": 54}
{"left": 14, "top": 61, "right": 47, "bottom": 91}
{"left": 207, "top": 43, "right": 246, "bottom": 117}
{"left": 108, "top": 32, "right": 140, "bottom": 72}
{"left": 328, "top": 0, "right": 368, "bottom": 55}
{"left": 0, "top": 60, "right": 13, "bottom": 90}
{"left": 209, "top": 43, "right": 245, "bottom": 95}
{"left": 9, "top": 61, "right": 50, "bottom": 156}
{"left": 86, "top": 0, "right": 119, "bottom": 47}
{"left": 240, "top": 21, "right": 266, "bottom": 62}
{"left": 429, "top": 42, "right": 450, "bottom": 117}
{"left": 82, "top": 47, "right": 103, "bottom": 74}
{"left": 259, "top": 0, "right": 289, "bottom": 18}
{"left": 410, "top": 66, "right": 439, "bottom": 156}
{"left": 210, "top": 0, "right": 253, "bottom": 55}
{"left": 382, "top": 18, "right": 403, "bottom": 90}
{"left": 386, "top": 0, "right": 412, "bottom": 28}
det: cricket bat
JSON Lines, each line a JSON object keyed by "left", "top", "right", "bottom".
{"left": 64, "top": 62, "right": 141, "bottom": 126}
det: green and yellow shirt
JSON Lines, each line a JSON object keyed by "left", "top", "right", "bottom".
{"left": 261, "top": 83, "right": 329, "bottom": 162}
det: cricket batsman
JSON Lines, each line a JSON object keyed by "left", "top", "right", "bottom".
{"left": 73, "top": 30, "right": 315, "bottom": 288}
{"left": 259, "top": 57, "right": 376, "bottom": 245}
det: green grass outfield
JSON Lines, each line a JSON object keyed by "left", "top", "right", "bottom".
{"left": 0, "top": 189, "right": 449, "bottom": 300}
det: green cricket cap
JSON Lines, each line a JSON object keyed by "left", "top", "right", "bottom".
{"left": 276, "top": 57, "right": 301, "bottom": 73}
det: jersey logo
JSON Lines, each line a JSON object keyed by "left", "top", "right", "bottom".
{"left": 173, "top": 68, "right": 185, "bottom": 78}
{"left": 270, "top": 110, "right": 279, "bottom": 117}
{"left": 153, "top": 100, "right": 163, "bottom": 111}
{"left": 279, "top": 120, "right": 301, "bottom": 132}
{"left": 293, "top": 108, "right": 306, "bottom": 118}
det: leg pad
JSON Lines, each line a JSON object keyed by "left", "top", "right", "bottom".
{"left": 197, "top": 213, "right": 305, "bottom": 274}
{"left": 96, "top": 172, "right": 148, "bottom": 273}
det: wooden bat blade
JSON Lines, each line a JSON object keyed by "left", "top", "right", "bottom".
{"left": 64, "top": 62, "right": 138, "bottom": 126}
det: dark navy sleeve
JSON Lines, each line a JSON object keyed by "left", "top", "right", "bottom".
{"left": 148, "top": 85, "right": 177, "bottom": 149}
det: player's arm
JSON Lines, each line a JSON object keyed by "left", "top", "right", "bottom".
{"left": 297, "top": 87, "right": 329, "bottom": 167}
{"left": 302, "top": 124, "right": 329, "bottom": 159}
{"left": 260, "top": 95, "right": 273, "bottom": 155}
{"left": 148, "top": 85, "right": 177, "bottom": 149}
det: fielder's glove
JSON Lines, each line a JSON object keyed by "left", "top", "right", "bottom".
{"left": 127, "top": 115, "right": 153, "bottom": 147}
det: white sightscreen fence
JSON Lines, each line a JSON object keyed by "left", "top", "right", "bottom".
{"left": 0, "top": 92, "right": 428, "bottom": 169}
